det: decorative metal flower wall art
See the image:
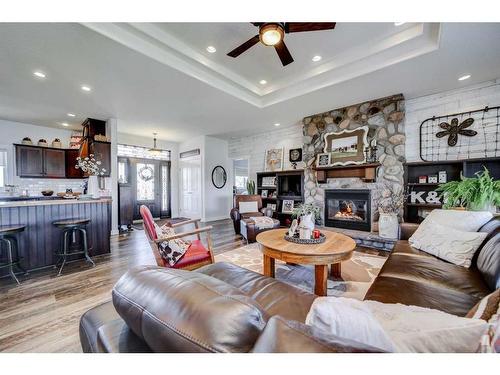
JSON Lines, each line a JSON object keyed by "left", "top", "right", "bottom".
{"left": 436, "top": 117, "right": 477, "bottom": 146}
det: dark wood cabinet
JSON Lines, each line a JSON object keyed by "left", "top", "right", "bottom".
{"left": 89, "top": 141, "right": 111, "bottom": 177}
{"left": 15, "top": 144, "right": 66, "bottom": 178}
{"left": 65, "top": 149, "right": 84, "bottom": 178}
{"left": 16, "top": 145, "right": 44, "bottom": 177}
{"left": 44, "top": 149, "right": 66, "bottom": 177}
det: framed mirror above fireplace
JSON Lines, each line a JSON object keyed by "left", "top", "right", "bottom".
{"left": 324, "top": 189, "right": 371, "bottom": 231}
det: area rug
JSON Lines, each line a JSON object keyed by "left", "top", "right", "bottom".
{"left": 215, "top": 243, "right": 387, "bottom": 300}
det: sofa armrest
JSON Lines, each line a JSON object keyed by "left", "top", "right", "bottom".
{"left": 400, "top": 222, "right": 419, "bottom": 240}
{"left": 251, "top": 316, "right": 383, "bottom": 353}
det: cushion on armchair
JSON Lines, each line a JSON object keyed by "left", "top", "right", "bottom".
{"left": 154, "top": 224, "right": 190, "bottom": 266}
{"left": 239, "top": 201, "right": 259, "bottom": 214}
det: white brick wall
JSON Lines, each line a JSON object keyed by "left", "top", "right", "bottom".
{"left": 405, "top": 79, "right": 500, "bottom": 161}
{"left": 228, "top": 122, "right": 304, "bottom": 182}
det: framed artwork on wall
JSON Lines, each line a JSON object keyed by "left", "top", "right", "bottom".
{"left": 316, "top": 153, "right": 331, "bottom": 167}
{"left": 264, "top": 148, "right": 284, "bottom": 172}
{"left": 323, "top": 126, "right": 369, "bottom": 166}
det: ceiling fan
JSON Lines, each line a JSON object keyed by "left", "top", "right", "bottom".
{"left": 227, "top": 22, "right": 336, "bottom": 67}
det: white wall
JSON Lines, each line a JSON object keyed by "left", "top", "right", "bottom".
{"left": 178, "top": 135, "right": 231, "bottom": 222}
{"left": 117, "top": 132, "right": 180, "bottom": 218}
{"left": 0, "top": 119, "right": 85, "bottom": 195}
{"left": 228, "top": 122, "right": 304, "bottom": 184}
{"left": 405, "top": 78, "right": 500, "bottom": 161}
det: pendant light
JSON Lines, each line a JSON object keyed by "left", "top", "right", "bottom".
{"left": 148, "top": 132, "right": 162, "bottom": 156}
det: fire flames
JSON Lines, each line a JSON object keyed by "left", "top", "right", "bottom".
{"left": 333, "top": 202, "right": 364, "bottom": 221}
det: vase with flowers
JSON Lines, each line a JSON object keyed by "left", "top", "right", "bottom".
{"left": 378, "top": 185, "right": 404, "bottom": 239}
{"left": 76, "top": 154, "right": 107, "bottom": 198}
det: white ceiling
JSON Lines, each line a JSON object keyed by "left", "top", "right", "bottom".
{"left": 0, "top": 22, "right": 499, "bottom": 142}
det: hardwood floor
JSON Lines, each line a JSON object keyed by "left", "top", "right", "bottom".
{"left": 0, "top": 219, "right": 245, "bottom": 353}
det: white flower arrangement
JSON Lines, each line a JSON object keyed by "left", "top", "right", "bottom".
{"left": 75, "top": 154, "right": 107, "bottom": 176}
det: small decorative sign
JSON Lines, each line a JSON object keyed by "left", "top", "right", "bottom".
{"left": 438, "top": 171, "right": 447, "bottom": 183}
{"left": 409, "top": 190, "right": 442, "bottom": 204}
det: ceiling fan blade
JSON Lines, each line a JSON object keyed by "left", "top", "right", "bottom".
{"left": 227, "top": 35, "right": 260, "bottom": 58}
{"left": 274, "top": 40, "right": 294, "bottom": 66}
{"left": 285, "top": 22, "right": 336, "bottom": 33}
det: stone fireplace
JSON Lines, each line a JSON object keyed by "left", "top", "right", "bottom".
{"left": 324, "top": 189, "right": 371, "bottom": 231}
{"left": 302, "top": 94, "right": 406, "bottom": 232}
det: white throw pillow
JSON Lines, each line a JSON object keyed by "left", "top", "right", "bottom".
{"left": 306, "top": 297, "right": 396, "bottom": 352}
{"left": 418, "top": 209, "right": 493, "bottom": 232}
{"left": 306, "top": 297, "right": 489, "bottom": 353}
{"left": 409, "top": 223, "right": 487, "bottom": 268}
{"left": 239, "top": 201, "right": 259, "bottom": 214}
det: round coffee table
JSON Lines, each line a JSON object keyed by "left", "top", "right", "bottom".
{"left": 256, "top": 228, "right": 356, "bottom": 296}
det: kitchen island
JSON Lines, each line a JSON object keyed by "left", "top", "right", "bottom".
{"left": 0, "top": 198, "right": 111, "bottom": 277}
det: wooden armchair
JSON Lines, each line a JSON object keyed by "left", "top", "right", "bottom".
{"left": 140, "top": 205, "right": 214, "bottom": 271}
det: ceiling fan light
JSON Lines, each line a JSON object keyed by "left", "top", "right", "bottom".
{"left": 260, "top": 24, "right": 284, "bottom": 46}
{"left": 148, "top": 133, "right": 162, "bottom": 155}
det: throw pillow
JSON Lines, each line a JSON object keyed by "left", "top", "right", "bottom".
{"left": 417, "top": 209, "right": 493, "bottom": 232}
{"left": 306, "top": 297, "right": 489, "bottom": 353}
{"left": 239, "top": 201, "right": 259, "bottom": 214}
{"left": 466, "top": 289, "right": 500, "bottom": 321}
{"left": 409, "top": 222, "right": 487, "bottom": 267}
{"left": 155, "top": 224, "right": 190, "bottom": 267}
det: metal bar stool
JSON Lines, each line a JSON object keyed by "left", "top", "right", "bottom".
{"left": 0, "top": 225, "right": 28, "bottom": 285}
{"left": 53, "top": 218, "right": 94, "bottom": 276}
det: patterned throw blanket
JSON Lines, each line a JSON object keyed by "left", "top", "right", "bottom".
{"left": 250, "top": 216, "right": 275, "bottom": 229}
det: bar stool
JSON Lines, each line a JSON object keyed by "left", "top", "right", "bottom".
{"left": 0, "top": 225, "right": 28, "bottom": 285}
{"left": 53, "top": 218, "right": 94, "bottom": 276}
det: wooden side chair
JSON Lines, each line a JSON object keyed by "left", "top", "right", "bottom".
{"left": 140, "top": 205, "right": 214, "bottom": 271}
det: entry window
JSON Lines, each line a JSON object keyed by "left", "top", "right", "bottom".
{"left": 137, "top": 163, "right": 155, "bottom": 200}
{"left": 0, "top": 150, "right": 7, "bottom": 188}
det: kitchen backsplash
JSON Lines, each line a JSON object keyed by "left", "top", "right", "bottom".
{"left": 10, "top": 178, "right": 86, "bottom": 196}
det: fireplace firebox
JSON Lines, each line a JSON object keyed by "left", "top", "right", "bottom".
{"left": 324, "top": 189, "right": 371, "bottom": 231}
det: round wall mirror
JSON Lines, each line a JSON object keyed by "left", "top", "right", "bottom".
{"left": 211, "top": 166, "right": 227, "bottom": 189}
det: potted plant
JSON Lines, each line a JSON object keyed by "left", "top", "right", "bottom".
{"left": 246, "top": 180, "right": 256, "bottom": 195}
{"left": 378, "top": 186, "right": 404, "bottom": 239}
{"left": 292, "top": 203, "right": 321, "bottom": 238}
{"left": 76, "top": 154, "right": 107, "bottom": 198}
{"left": 436, "top": 167, "right": 500, "bottom": 212}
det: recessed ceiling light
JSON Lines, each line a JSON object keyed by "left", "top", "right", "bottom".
{"left": 274, "top": 123, "right": 280, "bottom": 127}
{"left": 61, "top": 122, "right": 69, "bottom": 127}
{"left": 67, "top": 113, "right": 76, "bottom": 117}
{"left": 259, "top": 80, "right": 267, "bottom": 85}
{"left": 394, "top": 22, "right": 405, "bottom": 26}
{"left": 458, "top": 74, "right": 471, "bottom": 81}
{"left": 206, "top": 46, "right": 217, "bottom": 53}
{"left": 312, "top": 55, "right": 322, "bottom": 62}
{"left": 33, "top": 71, "right": 46, "bottom": 78}
{"left": 81, "top": 85, "right": 91, "bottom": 92}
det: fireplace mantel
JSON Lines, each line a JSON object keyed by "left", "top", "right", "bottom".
{"left": 314, "top": 162, "right": 380, "bottom": 183}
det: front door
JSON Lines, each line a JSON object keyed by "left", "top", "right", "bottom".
{"left": 179, "top": 155, "right": 202, "bottom": 219}
{"left": 120, "top": 157, "right": 170, "bottom": 220}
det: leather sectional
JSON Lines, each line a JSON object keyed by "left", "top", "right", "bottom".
{"left": 79, "top": 217, "right": 499, "bottom": 352}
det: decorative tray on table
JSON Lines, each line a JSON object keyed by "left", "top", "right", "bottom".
{"left": 284, "top": 232, "right": 326, "bottom": 244}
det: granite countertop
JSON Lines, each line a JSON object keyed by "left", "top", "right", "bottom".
{"left": 0, "top": 195, "right": 62, "bottom": 201}
{"left": 0, "top": 197, "right": 112, "bottom": 208}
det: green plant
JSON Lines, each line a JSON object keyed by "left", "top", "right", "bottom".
{"left": 292, "top": 203, "right": 321, "bottom": 221}
{"left": 436, "top": 167, "right": 500, "bottom": 210}
{"left": 246, "top": 180, "right": 256, "bottom": 195}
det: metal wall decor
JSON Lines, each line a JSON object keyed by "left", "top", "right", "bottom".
{"left": 419, "top": 105, "right": 500, "bottom": 161}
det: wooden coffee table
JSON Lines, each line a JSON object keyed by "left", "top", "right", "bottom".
{"left": 256, "top": 228, "right": 356, "bottom": 296}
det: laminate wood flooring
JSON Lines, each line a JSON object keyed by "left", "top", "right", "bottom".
{"left": 0, "top": 219, "right": 245, "bottom": 353}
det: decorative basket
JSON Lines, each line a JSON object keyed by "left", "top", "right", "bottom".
{"left": 284, "top": 233, "right": 326, "bottom": 244}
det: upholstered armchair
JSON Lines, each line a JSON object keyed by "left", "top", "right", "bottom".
{"left": 230, "top": 195, "right": 273, "bottom": 234}
{"left": 140, "top": 205, "right": 214, "bottom": 271}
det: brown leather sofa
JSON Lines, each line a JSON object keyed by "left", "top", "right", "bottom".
{"left": 80, "top": 217, "right": 499, "bottom": 352}
{"left": 230, "top": 195, "right": 273, "bottom": 234}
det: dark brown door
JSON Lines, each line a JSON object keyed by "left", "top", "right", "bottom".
{"left": 16, "top": 145, "right": 44, "bottom": 177}
{"left": 44, "top": 149, "right": 66, "bottom": 177}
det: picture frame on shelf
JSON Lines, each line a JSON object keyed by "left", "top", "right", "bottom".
{"left": 261, "top": 176, "right": 276, "bottom": 187}
{"left": 261, "top": 190, "right": 268, "bottom": 198}
{"left": 282, "top": 199, "right": 295, "bottom": 213}
{"left": 323, "top": 126, "right": 368, "bottom": 166}
{"left": 266, "top": 203, "right": 277, "bottom": 211}
{"left": 316, "top": 153, "right": 331, "bottom": 167}
{"left": 418, "top": 175, "right": 427, "bottom": 184}
{"left": 264, "top": 148, "right": 284, "bottom": 172}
